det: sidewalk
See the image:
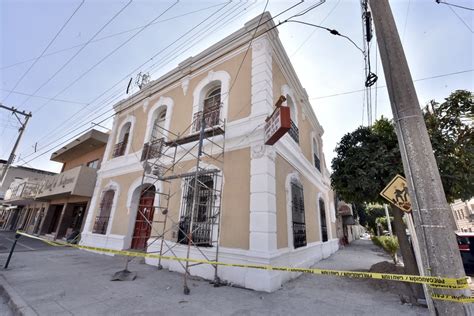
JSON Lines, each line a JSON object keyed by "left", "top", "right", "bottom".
{"left": 0, "top": 239, "right": 428, "bottom": 315}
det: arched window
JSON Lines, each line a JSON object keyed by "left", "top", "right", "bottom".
{"left": 142, "top": 108, "right": 166, "bottom": 161}
{"left": 313, "top": 138, "right": 321, "bottom": 171}
{"left": 93, "top": 190, "right": 115, "bottom": 234}
{"left": 178, "top": 174, "right": 215, "bottom": 246}
{"left": 113, "top": 122, "right": 131, "bottom": 157}
{"left": 319, "top": 198, "right": 328, "bottom": 242}
{"left": 151, "top": 109, "right": 167, "bottom": 141}
{"left": 291, "top": 179, "right": 306, "bottom": 248}
{"left": 194, "top": 85, "right": 221, "bottom": 131}
{"left": 286, "top": 95, "right": 299, "bottom": 144}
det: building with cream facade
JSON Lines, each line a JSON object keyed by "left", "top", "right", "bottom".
{"left": 80, "top": 13, "right": 338, "bottom": 292}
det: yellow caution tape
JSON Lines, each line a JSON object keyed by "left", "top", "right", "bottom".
{"left": 431, "top": 294, "right": 474, "bottom": 303}
{"left": 16, "top": 231, "right": 473, "bottom": 302}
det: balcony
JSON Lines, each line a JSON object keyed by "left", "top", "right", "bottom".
{"left": 112, "top": 140, "right": 127, "bottom": 158}
{"left": 36, "top": 165, "right": 98, "bottom": 199}
{"left": 92, "top": 216, "right": 110, "bottom": 234}
{"left": 141, "top": 138, "right": 164, "bottom": 161}
{"left": 193, "top": 104, "right": 220, "bottom": 132}
{"left": 288, "top": 120, "right": 299, "bottom": 144}
{"left": 314, "top": 154, "right": 321, "bottom": 171}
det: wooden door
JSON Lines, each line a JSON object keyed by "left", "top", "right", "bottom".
{"left": 131, "top": 187, "right": 155, "bottom": 250}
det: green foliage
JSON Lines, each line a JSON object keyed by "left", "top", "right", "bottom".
{"left": 331, "top": 90, "right": 473, "bottom": 205}
{"left": 372, "top": 236, "right": 399, "bottom": 264}
{"left": 423, "top": 90, "right": 474, "bottom": 202}
{"left": 375, "top": 216, "right": 394, "bottom": 232}
{"left": 331, "top": 117, "right": 403, "bottom": 206}
{"left": 364, "top": 204, "right": 386, "bottom": 233}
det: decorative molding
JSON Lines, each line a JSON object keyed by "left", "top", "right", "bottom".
{"left": 181, "top": 75, "right": 191, "bottom": 95}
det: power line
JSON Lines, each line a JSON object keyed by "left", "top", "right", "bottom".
{"left": 446, "top": 4, "right": 473, "bottom": 33}
{"left": 285, "top": 20, "right": 365, "bottom": 54}
{"left": 0, "top": 2, "right": 229, "bottom": 71}
{"left": 32, "top": 0, "right": 180, "bottom": 113}
{"left": 310, "top": 69, "right": 474, "bottom": 100}
{"left": 0, "top": 88, "right": 87, "bottom": 105}
{"left": 436, "top": 0, "right": 474, "bottom": 11}
{"left": 19, "top": 1, "right": 308, "bottom": 166}
{"left": 30, "top": 1, "right": 237, "bottom": 147}
{"left": 291, "top": 0, "right": 341, "bottom": 57}
{"left": 19, "top": 0, "right": 133, "bottom": 108}
{"left": 2, "top": 0, "right": 85, "bottom": 103}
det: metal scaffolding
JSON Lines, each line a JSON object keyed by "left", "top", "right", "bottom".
{"left": 129, "top": 100, "right": 226, "bottom": 295}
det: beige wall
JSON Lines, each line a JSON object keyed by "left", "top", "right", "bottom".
{"left": 275, "top": 154, "right": 324, "bottom": 249}
{"left": 62, "top": 145, "right": 106, "bottom": 172}
{"left": 96, "top": 148, "right": 250, "bottom": 250}
{"left": 272, "top": 59, "right": 321, "bottom": 167}
{"left": 109, "top": 50, "right": 252, "bottom": 162}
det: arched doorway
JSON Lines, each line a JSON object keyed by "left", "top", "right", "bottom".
{"left": 131, "top": 185, "right": 156, "bottom": 250}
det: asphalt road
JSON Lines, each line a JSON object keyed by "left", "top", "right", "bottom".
{"left": 0, "top": 231, "right": 60, "bottom": 254}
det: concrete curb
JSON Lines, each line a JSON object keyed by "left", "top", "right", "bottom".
{"left": 0, "top": 274, "right": 37, "bottom": 316}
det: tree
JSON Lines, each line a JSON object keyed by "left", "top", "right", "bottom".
{"left": 331, "top": 90, "right": 473, "bottom": 301}
{"left": 423, "top": 90, "right": 473, "bottom": 202}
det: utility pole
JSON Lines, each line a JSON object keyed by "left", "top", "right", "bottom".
{"left": 0, "top": 104, "right": 32, "bottom": 185}
{"left": 383, "top": 204, "right": 392, "bottom": 236}
{"left": 369, "top": 1, "right": 473, "bottom": 315}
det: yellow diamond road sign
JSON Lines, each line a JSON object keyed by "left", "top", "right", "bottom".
{"left": 380, "top": 174, "right": 412, "bottom": 212}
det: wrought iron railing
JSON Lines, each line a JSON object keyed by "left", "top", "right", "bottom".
{"left": 92, "top": 216, "right": 109, "bottom": 234}
{"left": 193, "top": 104, "right": 220, "bottom": 132}
{"left": 288, "top": 120, "right": 299, "bottom": 144}
{"left": 177, "top": 219, "right": 212, "bottom": 247}
{"left": 314, "top": 154, "right": 321, "bottom": 171}
{"left": 112, "top": 141, "right": 127, "bottom": 158}
{"left": 292, "top": 222, "right": 307, "bottom": 248}
{"left": 141, "top": 138, "right": 164, "bottom": 161}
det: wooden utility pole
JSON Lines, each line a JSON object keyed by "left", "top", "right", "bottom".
{"left": 369, "top": 1, "right": 472, "bottom": 315}
{"left": 0, "top": 104, "right": 32, "bottom": 185}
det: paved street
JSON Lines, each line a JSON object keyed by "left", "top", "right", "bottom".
{"left": 0, "top": 231, "right": 64, "bottom": 254}
{"left": 0, "top": 237, "right": 428, "bottom": 315}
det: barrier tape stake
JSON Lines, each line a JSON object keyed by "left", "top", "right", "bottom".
{"left": 4, "top": 233, "right": 21, "bottom": 269}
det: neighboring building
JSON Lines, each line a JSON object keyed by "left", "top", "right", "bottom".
{"left": 451, "top": 198, "right": 474, "bottom": 233}
{"left": 35, "top": 129, "right": 108, "bottom": 240}
{"left": 2, "top": 129, "right": 108, "bottom": 240}
{"left": 0, "top": 161, "right": 56, "bottom": 231}
{"left": 0, "top": 159, "right": 55, "bottom": 201}
{"left": 80, "top": 13, "right": 338, "bottom": 292}
{"left": 1, "top": 177, "right": 50, "bottom": 231}
{"left": 335, "top": 201, "right": 364, "bottom": 245}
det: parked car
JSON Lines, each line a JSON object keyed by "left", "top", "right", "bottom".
{"left": 456, "top": 232, "right": 474, "bottom": 273}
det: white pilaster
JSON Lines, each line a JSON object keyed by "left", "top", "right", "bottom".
{"left": 250, "top": 35, "right": 273, "bottom": 118}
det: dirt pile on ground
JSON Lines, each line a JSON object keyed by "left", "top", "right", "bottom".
{"left": 368, "top": 261, "right": 421, "bottom": 305}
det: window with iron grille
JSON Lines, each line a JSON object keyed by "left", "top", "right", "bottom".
{"left": 319, "top": 198, "right": 328, "bottom": 242}
{"left": 178, "top": 174, "right": 215, "bottom": 247}
{"left": 93, "top": 190, "right": 114, "bottom": 234}
{"left": 291, "top": 180, "right": 306, "bottom": 248}
{"left": 313, "top": 139, "right": 320, "bottom": 171}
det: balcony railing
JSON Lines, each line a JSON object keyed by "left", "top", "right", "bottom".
{"left": 314, "top": 154, "right": 321, "bottom": 171}
{"left": 288, "top": 120, "right": 299, "bottom": 144}
{"left": 193, "top": 105, "right": 220, "bottom": 132}
{"left": 112, "top": 140, "right": 127, "bottom": 158}
{"left": 141, "top": 138, "right": 164, "bottom": 161}
{"left": 92, "top": 216, "right": 110, "bottom": 234}
{"left": 292, "top": 222, "right": 307, "bottom": 248}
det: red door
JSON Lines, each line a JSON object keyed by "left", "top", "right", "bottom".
{"left": 131, "top": 187, "right": 155, "bottom": 250}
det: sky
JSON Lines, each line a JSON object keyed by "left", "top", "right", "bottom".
{"left": 1, "top": 0, "right": 473, "bottom": 174}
